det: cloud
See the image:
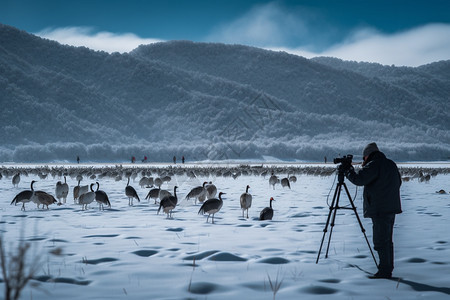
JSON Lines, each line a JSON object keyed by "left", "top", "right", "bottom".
{"left": 266, "top": 23, "right": 450, "bottom": 67}
{"left": 36, "top": 27, "right": 164, "bottom": 53}
{"left": 205, "top": 2, "right": 311, "bottom": 47}
{"left": 304, "top": 23, "right": 450, "bottom": 66}
{"left": 207, "top": 2, "right": 450, "bottom": 66}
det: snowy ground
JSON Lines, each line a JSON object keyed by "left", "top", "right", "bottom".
{"left": 1, "top": 162, "right": 449, "bottom": 299}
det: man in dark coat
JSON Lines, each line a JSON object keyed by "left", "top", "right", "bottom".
{"left": 346, "top": 142, "right": 402, "bottom": 279}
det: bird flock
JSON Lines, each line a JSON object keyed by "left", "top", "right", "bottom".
{"left": 4, "top": 164, "right": 449, "bottom": 223}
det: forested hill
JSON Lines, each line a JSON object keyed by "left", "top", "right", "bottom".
{"left": 1, "top": 24, "right": 449, "bottom": 162}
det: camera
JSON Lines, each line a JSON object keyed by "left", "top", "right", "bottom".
{"left": 333, "top": 154, "right": 353, "bottom": 165}
{"left": 333, "top": 154, "right": 353, "bottom": 181}
{"left": 334, "top": 154, "right": 353, "bottom": 173}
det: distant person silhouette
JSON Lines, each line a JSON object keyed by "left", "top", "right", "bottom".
{"left": 182, "top": 156, "right": 185, "bottom": 164}
{"left": 77, "top": 156, "right": 80, "bottom": 164}
{"left": 173, "top": 156, "right": 176, "bottom": 164}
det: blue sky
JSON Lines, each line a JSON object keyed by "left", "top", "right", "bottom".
{"left": 2, "top": 0, "right": 450, "bottom": 66}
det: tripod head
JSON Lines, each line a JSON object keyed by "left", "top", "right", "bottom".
{"left": 337, "top": 164, "right": 347, "bottom": 184}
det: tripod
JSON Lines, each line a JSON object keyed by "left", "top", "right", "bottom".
{"left": 316, "top": 166, "right": 378, "bottom": 267}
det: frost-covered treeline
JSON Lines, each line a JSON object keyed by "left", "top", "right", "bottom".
{"left": 0, "top": 24, "right": 449, "bottom": 162}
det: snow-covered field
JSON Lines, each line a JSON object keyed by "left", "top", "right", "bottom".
{"left": 1, "top": 162, "right": 449, "bottom": 299}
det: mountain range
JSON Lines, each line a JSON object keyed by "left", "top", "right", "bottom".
{"left": 1, "top": 24, "right": 449, "bottom": 162}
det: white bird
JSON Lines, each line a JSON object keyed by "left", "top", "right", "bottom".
{"left": 198, "top": 192, "right": 226, "bottom": 224}
{"left": 158, "top": 186, "right": 178, "bottom": 218}
{"left": 78, "top": 183, "right": 96, "bottom": 210}
{"left": 12, "top": 173, "right": 21, "bottom": 187}
{"left": 94, "top": 182, "right": 111, "bottom": 210}
{"left": 125, "top": 177, "right": 140, "bottom": 206}
{"left": 240, "top": 185, "right": 252, "bottom": 218}
{"left": 260, "top": 197, "right": 275, "bottom": 220}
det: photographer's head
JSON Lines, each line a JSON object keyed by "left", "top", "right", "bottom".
{"left": 362, "top": 142, "right": 379, "bottom": 165}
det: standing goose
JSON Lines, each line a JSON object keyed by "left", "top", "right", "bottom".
{"left": 240, "top": 185, "right": 252, "bottom": 218}
{"left": 12, "top": 173, "right": 21, "bottom": 187}
{"left": 29, "top": 180, "right": 40, "bottom": 208}
{"left": 125, "top": 177, "right": 140, "bottom": 206}
{"left": 185, "top": 182, "right": 207, "bottom": 205}
{"left": 78, "top": 183, "right": 96, "bottom": 210}
{"left": 34, "top": 191, "right": 58, "bottom": 209}
{"left": 269, "top": 172, "right": 278, "bottom": 190}
{"left": 94, "top": 182, "right": 111, "bottom": 210}
{"left": 147, "top": 177, "right": 154, "bottom": 187}
{"left": 154, "top": 177, "right": 163, "bottom": 188}
{"left": 61, "top": 176, "right": 69, "bottom": 203}
{"left": 205, "top": 182, "right": 217, "bottom": 199}
{"left": 55, "top": 176, "right": 69, "bottom": 205}
{"left": 78, "top": 182, "right": 90, "bottom": 197}
{"left": 145, "top": 187, "right": 161, "bottom": 204}
{"left": 29, "top": 181, "right": 57, "bottom": 210}
{"left": 280, "top": 177, "right": 291, "bottom": 189}
{"left": 198, "top": 192, "right": 226, "bottom": 224}
{"left": 73, "top": 179, "right": 84, "bottom": 204}
{"left": 289, "top": 174, "right": 297, "bottom": 183}
{"left": 38, "top": 172, "right": 48, "bottom": 180}
{"left": 158, "top": 186, "right": 178, "bottom": 218}
{"left": 11, "top": 181, "right": 34, "bottom": 211}
{"left": 55, "top": 181, "right": 64, "bottom": 205}
{"left": 161, "top": 175, "right": 171, "bottom": 183}
{"left": 139, "top": 176, "right": 151, "bottom": 188}
{"left": 260, "top": 197, "right": 275, "bottom": 220}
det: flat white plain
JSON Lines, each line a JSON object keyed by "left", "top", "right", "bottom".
{"left": 1, "top": 162, "right": 449, "bottom": 299}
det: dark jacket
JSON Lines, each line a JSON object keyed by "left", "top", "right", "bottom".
{"left": 346, "top": 151, "right": 402, "bottom": 218}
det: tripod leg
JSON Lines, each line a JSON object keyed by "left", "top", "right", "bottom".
{"left": 316, "top": 183, "right": 340, "bottom": 264}
{"left": 325, "top": 184, "right": 341, "bottom": 259}
{"left": 342, "top": 183, "right": 379, "bottom": 268}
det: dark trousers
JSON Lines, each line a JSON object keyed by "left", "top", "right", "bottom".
{"left": 371, "top": 214, "right": 395, "bottom": 274}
